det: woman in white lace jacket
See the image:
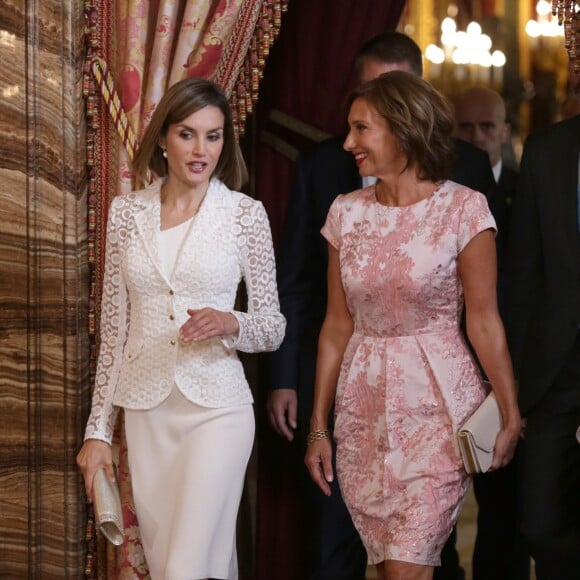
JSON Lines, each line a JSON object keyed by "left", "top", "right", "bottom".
{"left": 77, "top": 78, "right": 285, "bottom": 580}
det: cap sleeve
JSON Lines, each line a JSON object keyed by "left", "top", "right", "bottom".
{"left": 320, "top": 195, "right": 343, "bottom": 249}
{"left": 458, "top": 190, "right": 497, "bottom": 253}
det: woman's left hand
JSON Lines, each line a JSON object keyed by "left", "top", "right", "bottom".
{"left": 491, "top": 418, "right": 522, "bottom": 470}
{"left": 179, "top": 308, "right": 239, "bottom": 342}
{"left": 305, "top": 437, "right": 334, "bottom": 496}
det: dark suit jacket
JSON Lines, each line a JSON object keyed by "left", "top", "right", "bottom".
{"left": 507, "top": 114, "right": 580, "bottom": 415}
{"left": 494, "top": 165, "right": 519, "bottom": 318}
{"left": 269, "top": 135, "right": 495, "bottom": 429}
{"left": 494, "top": 165, "right": 518, "bottom": 251}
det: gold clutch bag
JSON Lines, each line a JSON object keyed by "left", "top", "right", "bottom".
{"left": 93, "top": 468, "right": 124, "bottom": 546}
{"left": 458, "top": 391, "right": 502, "bottom": 474}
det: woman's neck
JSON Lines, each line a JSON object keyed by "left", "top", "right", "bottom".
{"left": 374, "top": 171, "right": 439, "bottom": 207}
{"left": 160, "top": 179, "right": 209, "bottom": 229}
{"left": 161, "top": 179, "right": 208, "bottom": 213}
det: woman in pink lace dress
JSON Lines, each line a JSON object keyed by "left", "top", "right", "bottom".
{"left": 305, "top": 72, "right": 521, "bottom": 580}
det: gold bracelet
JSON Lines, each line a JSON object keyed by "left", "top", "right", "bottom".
{"left": 306, "top": 429, "right": 330, "bottom": 445}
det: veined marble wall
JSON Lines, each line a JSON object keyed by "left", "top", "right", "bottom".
{"left": 0, "top": 0, "right": 90, "bottom": 577}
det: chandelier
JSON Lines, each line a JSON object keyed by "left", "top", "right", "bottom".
{"left": 425, "top": 15, "right": 506, "bottom": 88}
{"left": 526, "top": 0, "right": 566, "bottom": 42}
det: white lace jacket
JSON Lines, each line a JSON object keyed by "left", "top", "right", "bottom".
{"left": 85, "top": 178, "right": 286, "bottom": 443}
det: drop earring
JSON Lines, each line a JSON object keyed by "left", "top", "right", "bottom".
{"left": 162, "top": 149, "right": 167, "bottom": 158}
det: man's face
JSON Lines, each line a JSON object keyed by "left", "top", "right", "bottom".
{"left": 358, "top": 57, "right": 415, "bottom": 84}
{"left": 454, "top": 91, "right": 509, "bottom": 167}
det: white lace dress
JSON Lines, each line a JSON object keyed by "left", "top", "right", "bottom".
{"left": 84, "top": 178, "right": 285, "bottom": 579}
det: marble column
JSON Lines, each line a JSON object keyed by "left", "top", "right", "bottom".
{"left": 0, "top": 0, "right": 90, "bottom": 577}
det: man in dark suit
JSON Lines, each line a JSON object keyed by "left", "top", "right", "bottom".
{"left": 507, "top": 111, "right": 580, "bottom": 580}
{"left": 267, "top": 32, "right": 494, "bottom": 580}
{"left": 454, "top": 87, "right": 530, "bottom": 580}
{"left": 454, "top": 87, "right": 517, "bottom": 281}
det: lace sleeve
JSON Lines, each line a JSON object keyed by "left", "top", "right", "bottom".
{"left": 320, "top": 194, "right": 343, "bottom": 249}
{"left": 457, "top": 189, "right": 497, "bottom": 254}
{"left": 227, "top": 199, "right": 286, "bottom": 353}
{"left": 84, "top": 198, "right": 130, "bottom": 443}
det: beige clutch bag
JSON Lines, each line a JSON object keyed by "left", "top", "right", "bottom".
{"left": 458, "top": 391, "right": 502, "bottom": 474}
{"left": 93, "top": 468, "right": 124, "bottom": 546}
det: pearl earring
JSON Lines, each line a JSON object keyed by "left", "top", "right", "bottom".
{"left": 162, "top": 149, "right": 167, "bottom": 158}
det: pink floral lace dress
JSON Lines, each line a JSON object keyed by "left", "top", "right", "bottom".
{"left": 321, "top": 181, "right": 496, "bottom": 566}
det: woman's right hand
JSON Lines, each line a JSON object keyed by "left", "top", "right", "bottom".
{"left": 305, "top": 437, "right": 334, "bottom": 496}
{"left": 76, "top": 439, "right": 114, "bottom": 502}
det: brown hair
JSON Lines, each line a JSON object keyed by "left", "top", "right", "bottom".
{"left": 133, "top": 78, "right": 248, "bottom": 190}
{"left": 348, "top": 71, "right": 455, "bottom": 181}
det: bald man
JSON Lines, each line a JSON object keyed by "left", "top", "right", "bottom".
{"left": 454, "top": 88, "right": 529, "bottom": 580}
{"left": 454, "top": 87, "right": 510, "bottom": 172}
{"left": 454, "top": 88, "right": 517, "bottom": 266}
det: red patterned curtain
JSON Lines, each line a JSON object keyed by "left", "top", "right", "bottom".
{"left": 249, "top": 2, "right": 406, "bottom": 579}
{"left": 82, "top": 1, "right": 286, "bottom": 577}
